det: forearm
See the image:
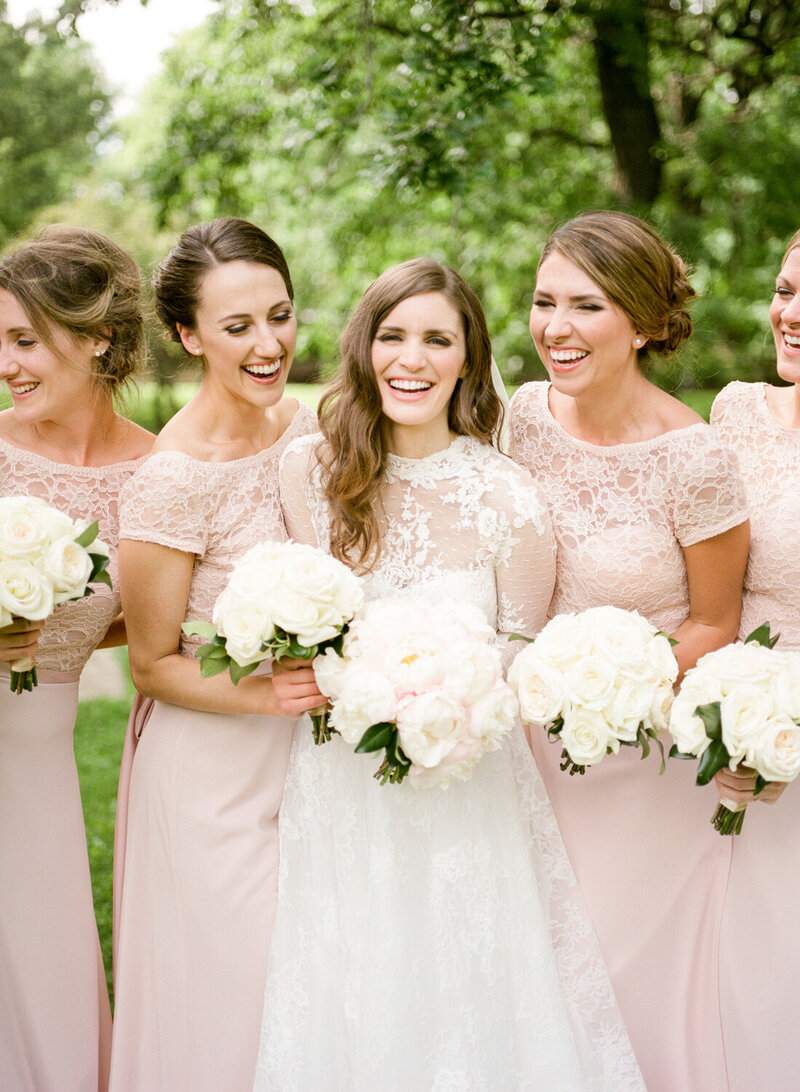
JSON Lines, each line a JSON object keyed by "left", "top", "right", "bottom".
{"left": 670, "top": 615, "right": 739, "bottom": 680}
{"left": 129, "top": 647, "right": 285, "bottom": 716}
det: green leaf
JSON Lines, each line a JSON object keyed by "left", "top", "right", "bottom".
{"left": 695, "top": 702, "right": 723, "bottom": 741}
{"left": 508, "top": 632, "right": 533, "bottom": 644}
{"left": 195, "top": 642, "right": 229, "bottom": 661}
{"left": 199, "top": 656, "right": 231, "bottom": 679}
{"left": 637, "top": 725, "right": 651, "bottom": 760}
{"left": 229, "top": 660, "right": 259, "bottom": 685}
{"left": 669, "top": 745, "right": 695, "bottom": 759}
{"left": 696, "top": 739, "right": 730, "bottom": 786}
{"left": 182, "top": 620, "right": 219, "bottom": 641}
{"left": 74, "top": 520, "right": 99, "bottom": 548}
{"left": 386, "top": 732, "right": 411, "bottom": 769}
{"left": 753, "top": 774, "right": 769, "bottom": 798}
{"left": 355, "top": 722, "right": 396, "bottom": 754}
{"left": 744, "top": 622, "right": 780, "bottom": 649}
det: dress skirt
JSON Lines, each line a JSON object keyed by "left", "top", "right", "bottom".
{"left": 110, "top": 698, "right": 294, "bottom": 1092}
{"left": 0, "top": 675, "right": 111, "bottom": 1092}
{"left": 527, "top": 728, "right": 732, "bottom": 1092}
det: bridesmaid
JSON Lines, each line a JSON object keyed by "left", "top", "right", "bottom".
{"left": 508, "top": 210, "right": 750, "bottom": 1092}
{"left": 0, "top": 226, "right": 152, "bottom": 1092}
{"left": 710, "top": 228, "right": 800, "bottom": 1092}
{"left": 110, "top": 218, "right": 320, "bottom": 1092}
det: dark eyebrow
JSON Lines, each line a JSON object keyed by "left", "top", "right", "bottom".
{"left": 533, "top": 290, "right": 606, "bottom": 304}
{"left": 216, "top": 300, "right": 293, "bottom": 323}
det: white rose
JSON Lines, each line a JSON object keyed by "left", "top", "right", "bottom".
{"left": 646, "top": 634, "right": 679, "bottom": 687}
{"left": 668, "top": 691, "right": 712, "bottom": 757}
{"left": 214, "top": 589, "right": 274, "bottom": 665}
{"left": 648, "top": 682, "right": 675, "bottom": 734}
{"left": 0, "top": 559, "right": 54, "bottom": 620}
{"left": 43, "top": 536, "right": 94, "bottom": 604}
{"left": 559, "top": 706, "right": 617, "bottom": 768}
{"left": 605, "top": 677, "right": 654, "bottom": 742}
{"left": 773, "top": 653, "right": 800, "bottom": 721}
{"left": 532, "top": 613, "right": 590, "bottom": 670}
{"left": 329, "top": 671, "right": 397, "bottom": 745}
{"left": 396, "top": 690, "right": 468, "bottom": 768}
{"left": 566, "top": 654, "right": 619, "bottom": 712}
{"left": 697, "top": 643, "right": 778, "bottom": 697}
{"left": 271, "top": 590, "right": 342, "bottom": 647}
{"left": 750, "top": 716, "right": 800, "bottom": 783}
{"left": 507, "top": 647, "right": 565, "bottom": 725}
{"left": 0, "top": 505, "right": 55, "bottom": 559}
{"left": 466, "top": 680, "right": 517, "bottom": 747}
{"left": 720, "top": 685, "right": 776, "bottom": 763}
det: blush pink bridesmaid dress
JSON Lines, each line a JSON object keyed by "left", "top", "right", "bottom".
{"left": 0, "top": 434, "right": 146, "bottom": 1092}
{"left": 711, "top": 381, "right": 800, "bottom": 1092}
{"left": 109, "top": 401, "right": 315, "bottom": 1092}
{"left": 509, "top": 381, "right": 750, "bottom": 1092}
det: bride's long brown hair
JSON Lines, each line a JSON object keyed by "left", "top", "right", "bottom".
{"left": 317, "top": 258, "right": 502, "bottom": 571}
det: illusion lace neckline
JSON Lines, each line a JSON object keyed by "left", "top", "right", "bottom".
{"left": 0, "top": 431, "right": 147, "bottom": 474}
{"left": 385, "top": 435, "right": 478, "bottom": 480}
{"left": 536, "top": 382, "right": 705, "bottom": 453}
{"left": 756, "top": 382, "right": 800, "bottom": 435}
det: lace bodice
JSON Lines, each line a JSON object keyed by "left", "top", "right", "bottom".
{"left": 0, "top": 435, "right": 147, "bottom": 674}
{"left": 279, "top": 433, "right": 556, "bottom": 648}
{"left": 711, "top": 381, "right": 800, "bottom": 650}
{"left": 119, "top": 402, "right": 317, "bottom": 657}
{"left": 509, "top": 382, "right": 749, "bottom": 631}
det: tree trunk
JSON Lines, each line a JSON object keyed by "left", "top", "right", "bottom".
{"left": 590, "top": 0, "right": 662, "bottom": 205}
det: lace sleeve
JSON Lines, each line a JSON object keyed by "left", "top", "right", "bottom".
{"left": 119, "top": 452, "right": 213, "bottom": 555}
{"left": 669, "top": 428, "right": 749, "bottom": 547}
{"left": 493, "top": 464, "right": 557, "bottom": 666}
{"left": 278, "top": 434, "right": 329, "bottom": 549}
{"left": 507, "top": 383, "right": 538, "bottom": 466}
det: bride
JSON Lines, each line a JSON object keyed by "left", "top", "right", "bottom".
{"left": 256, "top": 258, "right": 644, "bottom": 1091}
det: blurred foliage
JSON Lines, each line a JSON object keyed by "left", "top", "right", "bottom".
{"left": 0, "top": 1, "right": 111, "bottom": 246}
{"left": 4, "top": 0, "right": 800, "bottom": 393}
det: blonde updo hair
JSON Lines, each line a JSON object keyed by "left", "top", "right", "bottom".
{"left": 539, "top": 211, "right": 696, "bottom": 357}
{"left": 0, "top": 225, "right": 144, "bottom": 392}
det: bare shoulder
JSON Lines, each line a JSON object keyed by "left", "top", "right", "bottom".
{"left": 650, "top": 386, "right": 703, "bottom": 432}
{"left": 114, "top": 416, "right": 155, "bottom": 460}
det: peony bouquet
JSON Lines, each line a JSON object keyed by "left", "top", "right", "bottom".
{"left": 0, "top": 495, "right": 110, "bottom": 693}
{"left": 312, "top": 595, "right": 517, "bottom": 787}
{"left": 669, "top": 624, "right": 800, "bottom": 834}
{"left": 507, "top": 605, "right": 678, "bottom": 775}
{"left": 183, "top": 540, "right": 363, "bottom": 742}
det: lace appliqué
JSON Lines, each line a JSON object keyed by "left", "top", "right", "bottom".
{"left": 509, "top": 382, "right": 749, "bottom": 633}
{"left": 712, "top": 381, "right": 800, "bottom": 649}
{"left": 0, "top": 436, "right": 146, "bottom": 674}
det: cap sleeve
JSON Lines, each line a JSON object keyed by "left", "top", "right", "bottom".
{"left": 119, "top": 451, "right": 214, "bottom": 555}
{"left": 709, "top": 381, "right": 749, "bottom": 444}
{"left": 670, "top": 428, "right": 749, "bottom": 547}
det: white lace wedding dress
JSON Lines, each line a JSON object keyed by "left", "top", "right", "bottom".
{"left": 253, "top": 434, "right": 644, "bottom": 1092}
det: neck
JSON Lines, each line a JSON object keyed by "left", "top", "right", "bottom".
{"left": 15, "top": 394, "right": 118, "bottom": 465}
{"left": 384, "top": 420, "right": 454, "bottom": 459}
{"left": 552, "top": 370, "right": 654, "bottom": 446}
{"left": 192, "top": 380, "right": 281, "bottom": 452}
{"left": 790, "top": 383, "right": 800, "bottom": 428}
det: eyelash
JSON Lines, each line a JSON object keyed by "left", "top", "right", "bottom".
{"left": 532, "top": 301, "right": 602, "bottom": 313}
{"left": 775, "top": 288, "right": 794, "bottom": 299}
{"left": 225, "top": 312, "right": 292, "bottom": 336}
{"left": 376, "top": 334, "right": 451, "bottom": 346}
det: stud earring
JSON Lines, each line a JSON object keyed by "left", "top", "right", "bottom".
{"left": 634, "top": 337, "right": 644, "bottom": 347}
{"left": 94, "top": 349, "right": 105, "bottom": 357}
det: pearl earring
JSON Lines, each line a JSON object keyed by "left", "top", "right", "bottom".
{"left": 634, "top": 337, "right": 644, "bottom": 347}
{"left": 94, "top": 349, "right": 105, "bottom": 357}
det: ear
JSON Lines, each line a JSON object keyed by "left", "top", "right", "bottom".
{"left": 176, "top": 322, "right": 203, "bottom": 357}
{"left": 90, "top": 331, "right": 111, "bottom": 357}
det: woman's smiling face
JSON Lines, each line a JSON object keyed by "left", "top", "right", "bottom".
{"left": 771, "top": 246, "right": 800, "bottom": 385}
{"left": 530, "top": 250, "right": 643, "bottom": 398}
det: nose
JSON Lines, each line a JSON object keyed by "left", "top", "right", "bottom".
{"left": 253, "top": 324, "right": 282, "bottom": 358}
{"left": 0, "top": 344, "right": 20, "bottom": 379}
{"left": 783, "top": 291, "right": 800, "bottom": 325}
{"left": 543, "top": 305, "right": 573, "bottom": 342}
{"left": 397, "top": 337, "right": 425, "bottom": 369}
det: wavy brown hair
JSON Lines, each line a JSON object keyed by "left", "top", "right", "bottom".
{"left": 540, "top": 211, "right": 696, "bottom": 360}
{"left": 317, "top": 257, "right": 502, "bottom": 571}
{"left": 782, "top": 229, "right": 800, "bottom": 265}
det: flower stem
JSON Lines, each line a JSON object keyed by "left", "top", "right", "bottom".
{"left": 711, "top": 801, "right": 747, "bottom": 835}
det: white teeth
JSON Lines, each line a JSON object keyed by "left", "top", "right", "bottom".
{"left": 550, "top": 349, "right": 587, "bottom": 363}
{"left": 785, "top": 334, "right": 800, "bottom": 348}
{"left": 11, "top": 383, "right": 38, "bottom": 394}
{"left": 244, "top": 361, "right": 281, "bottom": 376}
{"left": 389, "top": 379, "right": 432, "bottom": 392}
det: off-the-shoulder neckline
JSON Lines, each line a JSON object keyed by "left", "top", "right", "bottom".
{"left": 146, "top": 399, "right": 314, "bottom": 467}
{"left": 0, "top": 431, "right": 149, "bottom": 473}
{"left": 526, "top": 381, "right": 708, "bottom": 454}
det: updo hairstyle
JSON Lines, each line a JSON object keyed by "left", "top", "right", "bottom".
{"left": 0, "top": 225, "right": 144, "bottom": 392}
{"left": 153, "top": 218, "right": 293, "bottom": 348}
{"left": 782, "top": 229, "right": 800, "bottom": 265}
{"left": 539, "top": 211, "right": 696, "bottom": 357}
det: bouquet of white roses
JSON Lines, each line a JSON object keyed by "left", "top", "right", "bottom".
{"left": 312, "top": 595, "right": 517, "bottom": 787}
{"left": 0, "top": 495, "right": 111, "bottom": 693}
{"left": 669, "top": 624, "right": 800, "bottom": 835}
{"left": 183, "top": 540, "right": 363, "bottom": 742}
{"left": 507, "top": 605, "right": 678, "bottom": 775}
